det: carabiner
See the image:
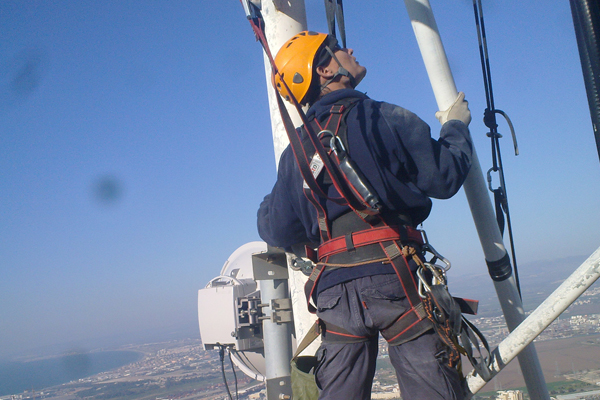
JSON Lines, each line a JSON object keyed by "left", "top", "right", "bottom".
{"left": 487, "top": 167, "right": 502, "bottom": 193}
{"left": 329, "top": 134, "right": 346, "bottom": 156}
{"left": 417, "top": 263, "right": 447, "bottom": 298}
{"left": 416, "top": 267, "right": 431, "bottom": 299}
{"left": 420, "top": 229, "right": 451, "bottom": 272}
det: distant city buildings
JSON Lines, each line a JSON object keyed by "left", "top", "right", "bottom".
{"left": 467, "top": 313, "right": 600, "bottom": 349}
{"left": 2, "top": 285, "right": 599, "bottom": 400}
{"left": 496, "top": 390, "right": 524, "bottom": 400}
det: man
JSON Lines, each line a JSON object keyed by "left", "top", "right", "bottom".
{"left": 258, "top": 31, "right": 472, "bottom": 400}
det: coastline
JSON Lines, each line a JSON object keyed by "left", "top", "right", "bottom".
{"left": 0, "top": 350, "right": 144, "bottom": 397}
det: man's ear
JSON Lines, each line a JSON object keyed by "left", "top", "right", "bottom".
{"left": 316, "top": 65, "right": 334, "bottom": 80}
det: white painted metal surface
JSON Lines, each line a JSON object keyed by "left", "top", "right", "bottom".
{"left": 257, "top": 0, "right": 320, "bottom": 359}
{"left": 220, "top": 241, "right": 268, "bottom": 280}
{"left": 402, "top": 1, "right": 549, "bottom": 398}
{"left": 259, "top": 0, "right": 307, "bottom": 164}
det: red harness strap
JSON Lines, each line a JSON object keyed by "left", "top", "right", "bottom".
{"left": 318, "top": 226, "right": 424, "bottom": 259}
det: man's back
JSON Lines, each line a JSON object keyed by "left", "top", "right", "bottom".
{"left": 258, "top": 88, "right": 472, "bottom": 248}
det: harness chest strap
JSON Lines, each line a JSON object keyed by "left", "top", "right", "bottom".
{"left": 301, "top": 104, "right": 347, "bottom": 244}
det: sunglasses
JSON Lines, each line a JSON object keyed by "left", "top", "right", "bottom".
{"left": 315, "top": 39, "right": 343, "bottom": 67}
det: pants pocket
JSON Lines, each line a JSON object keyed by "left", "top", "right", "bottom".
{"left": 359, "top": 275, "right": 408, "bottom": 329}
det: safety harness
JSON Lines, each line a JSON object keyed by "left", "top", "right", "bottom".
{"left": 292, "top": 99, "right": 425, "bottom": 342}
{"left": 297, "top": 100, "right": 478, "bottom": 366}
{"left": 241, "top": 0, "right": 493, "bottom": 378}
{"left": 295, "top": 101, "right": 492, "bottom": 376}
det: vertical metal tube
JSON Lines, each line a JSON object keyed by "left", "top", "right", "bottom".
{"left": 257, "top": 0, "right": 319, "bottom": 359}
{"left": 403, "top": 1, "right": 549, "bottom": 398}
{"left": 570, "top": 0, "right": 600, "bottom": 163}
{"left": 259, "top": 0, "right": 308, "bottom": 164}
{"left": 259, "top": 279, "right": 293, "bottom": 399}
{"left": 254, "top": 0, "right": 318, "bottom": 397}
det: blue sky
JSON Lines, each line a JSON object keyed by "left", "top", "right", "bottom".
{"left": 1, "top": 1, "right": 599, "bottom": 360}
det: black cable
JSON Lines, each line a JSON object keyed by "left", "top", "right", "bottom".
{"left": 473, "top": 0, "right": 521, "bottom": 296}
{"left": 227, "top": 348, "right": 239, "bottom": 400}
{"left": 218, "top": 344, "right": 234, "bottom": 400}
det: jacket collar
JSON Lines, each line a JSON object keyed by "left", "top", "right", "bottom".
{"left": 306, "top": 89, "right": 369, "bottom": 120}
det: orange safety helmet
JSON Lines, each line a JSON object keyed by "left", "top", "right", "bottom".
{"left": 273, "top": 31, "right": 328, "bottom": 105}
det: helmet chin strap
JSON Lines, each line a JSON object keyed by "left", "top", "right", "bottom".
{"left": 320, "top": 46, "right": 356, "bottom": 91}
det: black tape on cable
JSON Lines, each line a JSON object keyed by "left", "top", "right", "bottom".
{"left": 486, "top": 253, "right": 512, "bottom": 281}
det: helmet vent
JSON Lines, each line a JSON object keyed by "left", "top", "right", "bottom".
{"left": 293, "top": 73, "right": 304, "bottom": 84}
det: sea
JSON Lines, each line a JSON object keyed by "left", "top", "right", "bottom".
{"left": 0, "top": 350, "right": 143, "bottom": 396}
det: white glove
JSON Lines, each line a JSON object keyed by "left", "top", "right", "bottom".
{"left": 435, "top": 92, "right": 472, "bottom": 126}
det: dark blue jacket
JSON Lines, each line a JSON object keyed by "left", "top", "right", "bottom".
{"left": 258, "top": 88, "right": 472, "bottom": 247}
{"left": 257, "top": 89, "right": 472, "bottom": 293}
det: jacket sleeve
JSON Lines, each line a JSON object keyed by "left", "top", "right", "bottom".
{"left": 381, "top": 103, "right": 473, "bottom": 199}
{"left": 257, "top": 148, "right": 312, "bottom": 248}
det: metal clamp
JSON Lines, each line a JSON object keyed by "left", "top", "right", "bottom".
{"left": 290, "top": 256, "right": 315, "bottom": 276}
{"left": 271, "top": 298, "right": 293, "bottom": 323}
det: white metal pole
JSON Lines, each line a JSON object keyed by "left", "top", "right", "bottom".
{"left": 256, "top": 1, "right": 306, "bottom": 396}
{"left": 257, "top": 0, "right": 320, "bottom": 359}
{"left": 259, "top": 0, "right": 307, "bottom": 164}
{"left": 259, "top": 279, "right": 293, "bottom": 398}
{"left": 402, "top": 1, "right": 549, "bottom": 398}
{"left": 256, "top": 0, "right": 321, "bottom": 389}
{"left": 466, "top": 246, "right": 600, "bottom": 394}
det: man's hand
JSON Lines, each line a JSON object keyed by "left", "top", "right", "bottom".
{"left": 435, "top": 92, "right": 472, "bottom": 126}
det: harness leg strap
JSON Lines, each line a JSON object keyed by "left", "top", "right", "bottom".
{"left": 319, "top": 319, "right": 372, "bottom": 344}
{"left": 381, "top": 303, "right": 434, "bottom": 346}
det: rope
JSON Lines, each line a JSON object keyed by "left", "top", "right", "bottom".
{"left": 317, "top": 257, "right": 390, "bottom": 268}
{"left": 472, "top": 0, "right": 521, "bottom": 296}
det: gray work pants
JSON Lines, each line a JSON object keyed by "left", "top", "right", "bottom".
{"left": 315, "top": 274, "right": 465, "bottom": 400}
